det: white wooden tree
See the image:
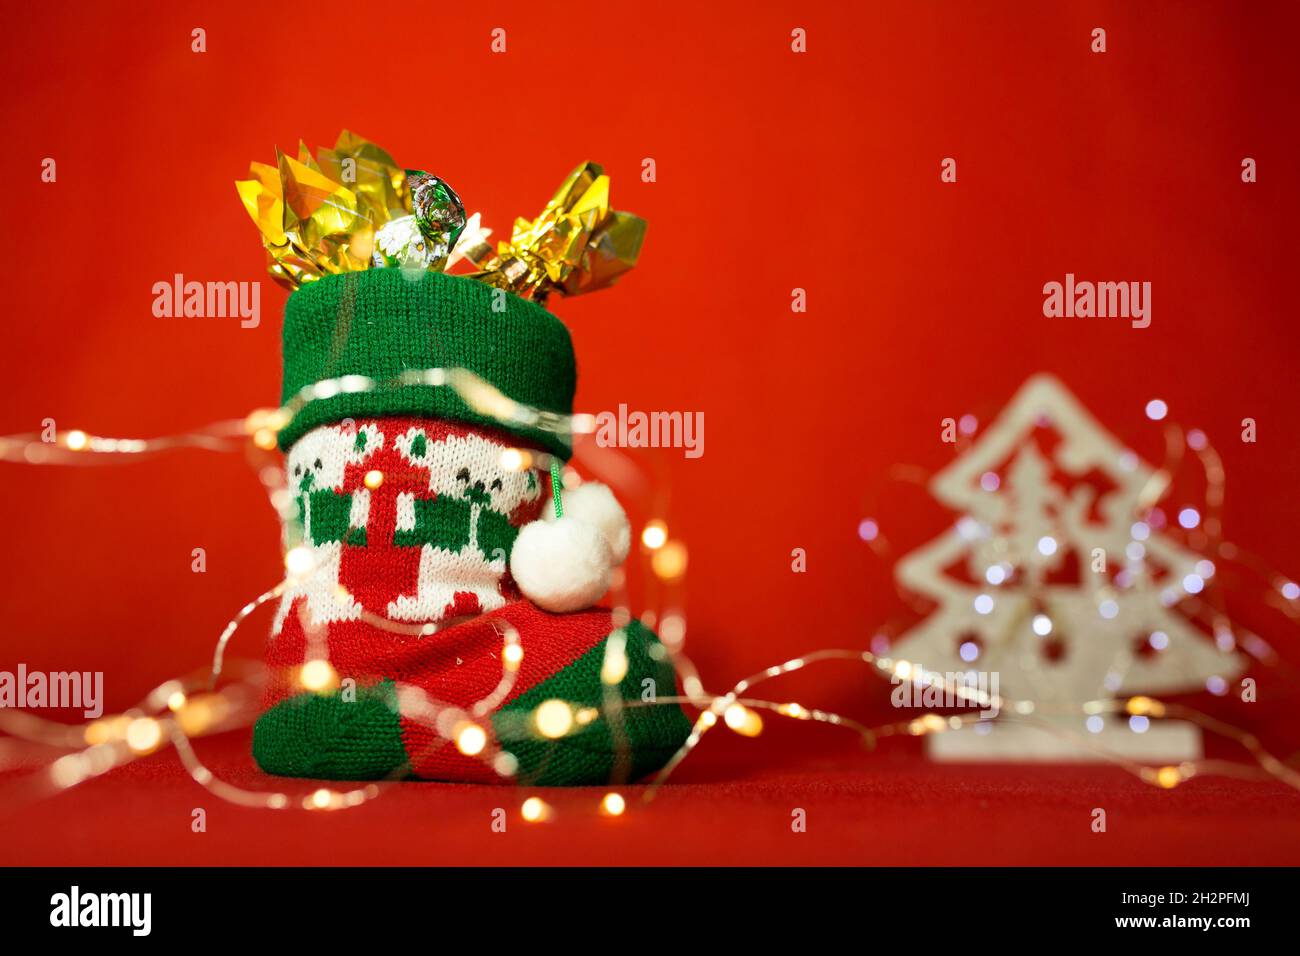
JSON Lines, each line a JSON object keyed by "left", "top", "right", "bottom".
{"left": 891, "top": 374, "right": 1244, "bottom": 760}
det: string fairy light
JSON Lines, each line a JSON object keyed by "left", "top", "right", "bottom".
{"left": 1, "top": 370, "right": 1299, "bottom": 826}
{"left": 520, "top": 796, "right": 550, "bottom": 822}
{"left": 600, "top": 792, "right": 626, "bottom": 816}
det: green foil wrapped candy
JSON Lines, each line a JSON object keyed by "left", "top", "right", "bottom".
{"left": 371, "top": 171, "right": 466, "bottom": 272}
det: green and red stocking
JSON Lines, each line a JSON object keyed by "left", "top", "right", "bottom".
{"left": 252, "top": 266, "right": 690, "bottom": 785}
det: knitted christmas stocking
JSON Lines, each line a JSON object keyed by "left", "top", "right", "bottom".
{"left": 253, "top": 415, "right": 691, "bottom": 784}
{"left": 239, "top": 141, "right": 685, "bottom": 785}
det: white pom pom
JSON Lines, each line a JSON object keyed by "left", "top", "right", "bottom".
{"left": 511, "top": 517, "right": 613, "bottom": 613}
{"left": 544, "top": 482, "right": 631, "bottom": 565}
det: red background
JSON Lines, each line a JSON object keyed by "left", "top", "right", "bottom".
{"left": 2, "top": 0, "right": 1299, "bottom": 865}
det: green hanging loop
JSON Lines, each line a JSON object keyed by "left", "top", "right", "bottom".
{"left": 550, "top": 459, "right": 564, "bottom": 519}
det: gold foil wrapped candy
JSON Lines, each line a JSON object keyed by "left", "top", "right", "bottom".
{"left": 315, "top": 130, "right": 410, "bottom": 220}
{"left": 372, "top": 172, "right": 466, "bottom": 273}
{"left": 237, "top": 132, "right": 645, "bottom": 301}
{"left": 462, "top": 161, "right": 647, "bottom": 303}
{"left": 236, "top": 132, "right": 408, "bottom": 291}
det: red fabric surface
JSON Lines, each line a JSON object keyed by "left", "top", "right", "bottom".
{"left": 3, "top": 1, "right": 1300, "bottom": 866}
{"left": 3, "top": 729, "right": 1300, "bottom": 866}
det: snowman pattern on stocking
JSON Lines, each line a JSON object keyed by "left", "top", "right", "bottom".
{"left": 387, "top": 424, "right": 543, "bottom": 622}
{"left": 275, "top": 416, "right": 627, "bottom": 635}
{"left": 273, "top": 422, "right": 382, "bottom": 633}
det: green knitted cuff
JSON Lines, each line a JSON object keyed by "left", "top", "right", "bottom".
{"left": 279, "top": 269, "right": 577, "bottom": 459}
